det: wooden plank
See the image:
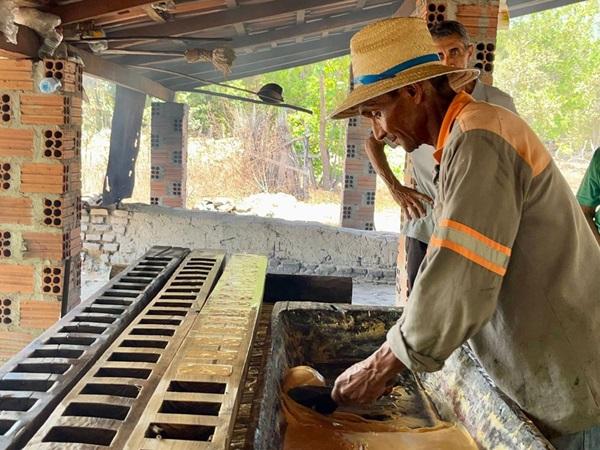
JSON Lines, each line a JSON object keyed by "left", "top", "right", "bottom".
{"left": 68, "top": 46, "right": 174, "bottom": 101}
{"left": 126, "top": 254, "right": 267, "bottom": 449}
{"left": 0, "top": 247, "right": 188, "bottom": 450}
{"left": 264, "top": 273, "right": 352, "bottom": 304}
{"left": 49, "top": 0, "right": 157, "bottom": 25}
{"left": 108, "top": 0, "right": 349, "bottom": 40}
{"left": 0, "top": 26, "right": 39, "bottom": 59}
{"left": 25, "top": 251, "right": 225, "bottom": 449}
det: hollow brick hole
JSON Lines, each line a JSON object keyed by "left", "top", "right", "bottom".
{"left": 474, "top": 42, "right": 496, "bottom": 72}
{"left": 1, "top": 93, "right": 11, "bottom": 122}
{"left": 0, "top": 231, "right": 12, "bottom": 258}
{"left": 0, "top": 298, "right": 12, "bottom": 324}
{"left": 426, "top": 3, "right": 447, "bottom": 29}
{"left": 43, "top": 266, "right": 63, "bottom": 295}
{"left": 43, "top": 129, "right": 64, "bottom": 159}
{"left": 43, "top": 198, "right": 63, "bottom": 227}
{"left": 0, "top": 163, "right": 11, "bottom": 190}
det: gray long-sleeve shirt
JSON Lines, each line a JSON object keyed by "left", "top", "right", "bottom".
{"left": 387, "top": 92, "right": 600, "bottom": 437}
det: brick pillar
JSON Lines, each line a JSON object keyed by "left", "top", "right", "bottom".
{"left": 417, "top": 0, "right": 500, "bottom": 84}
{"left": 150, "top": 102, "right": 188, "bottom": 208}
{"left": 340, "top": 70, "right": 377, "bottom": 231}
{"left": 0, "top": 58, "right": 83, "bottom": 361}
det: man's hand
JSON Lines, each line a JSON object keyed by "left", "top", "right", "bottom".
{"left": 331, "top": 342, "right": 405, "bottom": 406}
{"left": 364, "top": 135, "right": 432, "bottom": 220}
{"left": 390, "top": 183, "right": 432, "bottom": 220}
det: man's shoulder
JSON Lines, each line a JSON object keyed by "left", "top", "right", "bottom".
{"left": 473, "top": 82, "right": 517, "bottom": 113}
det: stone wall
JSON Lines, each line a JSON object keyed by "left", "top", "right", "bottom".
{"left": 81, "top": 204, "right": 399, "bottom": 284}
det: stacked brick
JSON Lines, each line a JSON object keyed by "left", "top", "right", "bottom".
{"left": 150, "top": 102, "right": 188, "bottom": 208}
{"left": 0, "top": 58, "right": 83, "bottom": 361}
{"left": 416, "top": 0, "right": 500, "bottom": 84}
{"left": 340, "top": 68, "right": 377, "bottom": 230}
{"left": 81, "top": 207, "right": 130, "bottom": 267}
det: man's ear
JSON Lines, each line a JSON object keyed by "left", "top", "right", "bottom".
{"left": 466, "top": 43, "right": 474, "bottom": 62}
{"left": 403, "top": 83, "right": 425, "bottom": 104}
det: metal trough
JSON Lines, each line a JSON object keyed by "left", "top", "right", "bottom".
{"left": 257, "top": 303, "right": 554, "bottom": 450}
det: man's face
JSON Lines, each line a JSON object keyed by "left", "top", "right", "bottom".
{"left": 359, "top": 87, "right": 426, "bottom": 152}
{"left": 433, "top": 34, "right": 473, "bottom": 69}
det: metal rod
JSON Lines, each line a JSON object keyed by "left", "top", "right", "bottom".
{"left": 66, "top": 36, "right": 232, "bottom": 43}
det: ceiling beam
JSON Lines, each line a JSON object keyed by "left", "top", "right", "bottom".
{"left": 0, "top": 25, "right": 39, "bottom": 59}
{"left": 394, "top": 0, "right": 417, "bottom": 16}
{"left": 69, "top": 46, "right": 175, "bottom": 101}
{"left": 108, "top": 0, "right": 350, "bottom": 40}
{"left": 49, "top": 0, "right": 157, "bottom": 25}
{"left": 104, "top": 1, "right": 401, "bottom": 67}
{"left": 508, "top": 0, "right": 585, "bottom": 17}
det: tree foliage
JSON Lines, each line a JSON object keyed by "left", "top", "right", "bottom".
{"left": 494, "top": 0, "right": 600, "bottom": 156}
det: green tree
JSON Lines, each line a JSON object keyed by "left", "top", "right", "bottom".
{"left": 494, "top": 0, "right": 600, "bottom": 156}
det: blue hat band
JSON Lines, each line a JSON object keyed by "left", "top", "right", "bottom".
{"left": 354, "top": 53, "right": 441, "bottom": 86}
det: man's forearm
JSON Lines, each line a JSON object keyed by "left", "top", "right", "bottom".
{"left": 364, "top": 139, "right": 403, "bottom": 190}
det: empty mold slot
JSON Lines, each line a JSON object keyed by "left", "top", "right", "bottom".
{"left": 102, "top": 291, "right": 139, "bottom": 298}
{"left": 112, "top": 284, "right": 145, "bottom": 291}
{"left": 63, "top": 402, "right": 130, "bottom": 420}
{"left": 120, "top": 339, "right": 168, "bottom": 349}
{"left": 154, "top": 302, "right": 193, "bottom": 308}
{"left": 130, "top": 328, "right": 175, "bottom": 336}
{"left": 139, "top": 318, "right": 182, "bottom": 326}
{"left": 108, "top": 352, "right": 160, "bottom": 363}
{"left": 0, "top": 379, "right": 55, "bottom": 392}
{"left": 146, "top": 309, "right": 188, "bottom": 316}
{"left": 60, "top": 325, "right": 106, "bottom": 334}
{"left": 120, "top": 277, "right": 151, "bottom": 284}
{"left": 0, "top": 396, "right": 37, "bottom": 412}
{"left": 0, "top": 420, "right": 16, "bottom": 436}
{"left": 168, "top": 381, "right": 226, "bottom": 394}
{"left": 94, "top": 367, "right": 152, "bottom": 379}
{"left": 80, "top": 383, "right": 139, "bottom": 398}
{"left": 137, "top": 261, "right": 166, "bottom": 267}
{"left": 42, "top": 426, "right": 116, "bottom": 445}
{"left": 46, "top": 336, "right": 96, "bottom": 346}
{"left": 128, "top": 271, "right": 161, "bottom": 278}
{"left": 190, "top": 258, "right": 216, "bottom": 263}
{"left": 159, "top": 400, "right": 221, "bottom": 416}
{"left": 29, "top": 348, "right": 83, "bottom": 359}
{"left": 159, "top": 295, "right": 197, "bottom": 301}
{"left": 13, "top": 362, "right": 70, "bottom": 374}
{"left": 165, "top": 288, "right": 200, "bottom": 294}
{"left": 94, "top": 298, "right": 132, "bottom": 306}
{"left": 179, "top": 270, "right": 210, "bottom": 275}
{"left": 73, "top": 315, "right": 116, "bottom": 324}
{"left": 84, "top": 306, "right": 125, "bottom": 315}
{"left": 145, "top": 423, "right": 215, "bottom": 441}
{"left": 146, "top": 257, "right": 171, "bottom": 262}
{"left": 171, "top": 281, "right": 205, "bottom": 287}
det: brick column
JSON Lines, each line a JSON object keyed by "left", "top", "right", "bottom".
{"left": 340, "top": 70, "right": 377, "bottom": 231}
{"left": 150, "top": 102, "right": 188, "bottom": 208}
{"left": 0, "top": 58, "right": 83, "bottom": 361}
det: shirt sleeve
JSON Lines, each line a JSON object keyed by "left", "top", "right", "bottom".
{"left": 576, "top": 149, "right": 600, "bottom": 208}
{"left": 387, "top": 129, "right": 528, "bottom": 372}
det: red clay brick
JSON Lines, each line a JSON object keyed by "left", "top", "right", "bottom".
{"left": 0, "top": 264, "right": 34, "bottom": 293}
{"left": 22, "top": 232, "right": 63, "bottom": 259}
{"left": 0, "top": 128, "right": 33, "bottom": 158}
{"left": 0, "top": 197, "right": 32, "bottom": 224}
{"left": 0, "top": 330, "right": 35, "bottom": 360}
{"left": 20, "top": 163, "right": 64, "bottom": 193}
{"left": 19, "top": 300, "right": 61, "bottom": 329}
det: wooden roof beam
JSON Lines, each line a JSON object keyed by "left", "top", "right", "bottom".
{"left": 69, "top": 46, "right": 175, "bottom": 101}
{"left": 49, "top": 0, "right": 157, "bottom": 25}
{"left": 0, "top": 25, "right": 39, "bottom": 59}
{"left": 108, "top": 0, "right": 352, "bottom": 41}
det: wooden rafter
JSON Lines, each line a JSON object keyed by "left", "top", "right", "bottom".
{"left": 49, "top": 0, "right": 157, "bottom": 25}
{"left": 108, "top": 0, "right": 351, "bottom": 41}
{"left": 0, "top": 26, "right": 39, "bottom": 59}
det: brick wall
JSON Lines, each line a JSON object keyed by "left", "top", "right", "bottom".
{"left": 150, "top": 102, "right": 188, "bottom": 208}
{"left": 0, "top": 58, "right": 83, "bottom": 361}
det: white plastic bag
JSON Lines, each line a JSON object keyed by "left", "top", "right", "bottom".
{"left": 0, "top": 0, "right": 19, "bottom": 45}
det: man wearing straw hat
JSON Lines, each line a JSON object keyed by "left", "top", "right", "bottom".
{"left": 330, "top": 17, "right": 600, "bottom": 448}
{"left": 364, "top": 20, "right": 517, "bottom": 296}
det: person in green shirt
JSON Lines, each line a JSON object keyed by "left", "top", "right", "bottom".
{"left": 577, "top": 148, "right": 600, "bottom": 246}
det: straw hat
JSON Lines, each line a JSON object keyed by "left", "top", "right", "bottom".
{"left": 330, "top": 17, "right": 479, "bottom": 119}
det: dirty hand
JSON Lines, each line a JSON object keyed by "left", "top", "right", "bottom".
{"left": 332, "top": 342, "right": 405, "bottom": 406}
{"left": 390, "top": 184, "right": 432, "bottom": 220}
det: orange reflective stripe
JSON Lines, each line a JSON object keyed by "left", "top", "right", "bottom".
{"left": 440, "top": 219, "right": 511, "bottom": 256}
{"left": 430, "top": 236, "right": 507, "bottom": 276}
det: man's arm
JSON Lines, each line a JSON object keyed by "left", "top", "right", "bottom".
{"left": 333, "top": 130, "right": 526, "bottom": 405}
{"left": 580, "top": 205, "right": 600, "bottom": 246}
{"left": 364, "top": 135, "right": 432, "bottom": 219}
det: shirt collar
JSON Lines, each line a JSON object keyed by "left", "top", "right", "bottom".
{"left": 433, "top": 91, "right": 474, "bottom": 163}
